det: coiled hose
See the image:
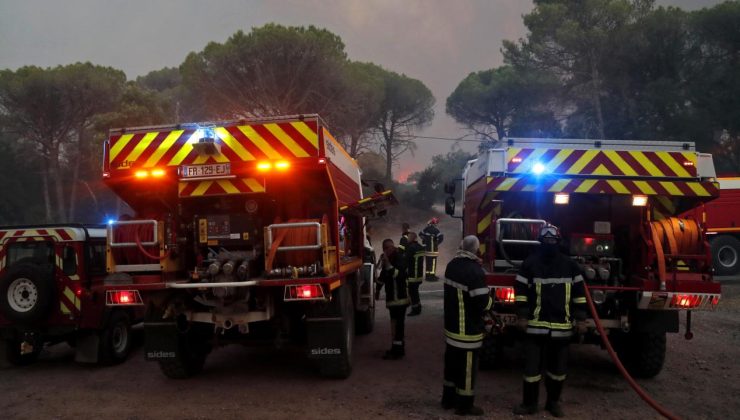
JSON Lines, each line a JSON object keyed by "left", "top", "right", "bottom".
{"left": 584, "top": 283, "right": 680, "bottom": 420}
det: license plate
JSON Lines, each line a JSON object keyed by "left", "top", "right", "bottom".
{"left": 180, "top": 163, "right": 230, "bottom": 178}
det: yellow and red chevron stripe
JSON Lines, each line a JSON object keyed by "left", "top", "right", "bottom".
{"left": 507, "top": 148, "right": 697, "bottom": 178}
{"left": 178, "top": 177, "right": 265, "bottom": 198}
{"left": 0, "top": 228, "right": 75, "bottom": 243}
{"left": 476, "top": 191, "right": 501, "bottom": 256}
{"left": 487, "top": 177, "right": 719, "bottom": 197}
{"left": 109, "top": 120, "right": 319, "bottom": 170}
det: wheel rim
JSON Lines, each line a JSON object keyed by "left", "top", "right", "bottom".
{"left": 718, "top": 245, "right": 738, "bottom": 268}
{"left": 112, "top": 322, "right": 128, "bottom": 354}
{"left": 7, "top": 278, "right": 38, "bottom": 313}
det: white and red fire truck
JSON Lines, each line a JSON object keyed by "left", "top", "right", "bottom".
{"left": 0, "top": 225, "right": 141, "bottom": 366}
{"left": 101, "top": 115, "right": 394, "bottom": 379}
{"left": 705, "top": 177, "right": 740, "bottom": 276}
{"left": 445, "top": 137, "right": 722, "bottom": 378}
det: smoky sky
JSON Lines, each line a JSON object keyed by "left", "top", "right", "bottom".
{"left": 0, "top": 0, "right": 725, "bottom": 180}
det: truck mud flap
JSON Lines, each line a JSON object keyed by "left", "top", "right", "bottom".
{"left": 306, "top": 317, "right": 345, "bottom": 359}
{"left": 144, "top": 322, "right": 179, "bottom": 360}
{"left": 630, "top": 310, "right": 679, "bottom": 333}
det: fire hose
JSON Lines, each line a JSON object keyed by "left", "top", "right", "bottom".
{"left": 584, "top": 283, "right": 680, "bottom": 420}
{"left": 134, "top": 224, "right": 172, "bottom": 261}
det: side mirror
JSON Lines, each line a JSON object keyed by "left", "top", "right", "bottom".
{"left": 445, "top": 197, "right": 456, "bottom": 216}
{"left": 443, "top": 182, "right": 456, "bottom": 195}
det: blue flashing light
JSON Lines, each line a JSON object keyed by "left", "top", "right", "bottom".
{"left": 107, "top": 219, "right": 115, "bottom": 225}
{"left": 532, "top": 162, "right": 546, "bottom": 175}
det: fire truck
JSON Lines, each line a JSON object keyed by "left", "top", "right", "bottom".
{"left": 445, "top": 138, "right": 722, "bottom": 378}
{"left": 0, "top": 225, "right": 140, "bottom": 366}
{"left": 705, "top": 177, "right": 740, "bottom": 276}
{"left": 101, "top": 115, "right": 394, "bottom": 379}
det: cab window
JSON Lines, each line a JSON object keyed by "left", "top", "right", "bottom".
{"left": 6, "top": 241, "right": 54, "bottom": 267}
{"left": 86, "top": 241, "right": 107, "bottom": 275}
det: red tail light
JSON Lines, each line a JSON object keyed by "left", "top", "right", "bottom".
{"left": 671, "top": 294, "right": 702, "bottom": 309}
{"left": 284, "top": 284, "right": 325, "bottom": 301}
{"left": 106, "top": 290, "right": 144, "bottom": 306}
{"left": 494, "top": 287, "right": 515, "bottom": 303}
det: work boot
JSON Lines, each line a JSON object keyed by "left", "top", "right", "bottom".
{"left": 545, "top": 401, "right": 564, "bottom": 418}
{"left": 408, "top": 305, "right": 422, "bottom": 316}
{"left": 382, "top": 343, "right": 404, "bottom": 360}
{"left": 454, "top": 405, "right": 484, "bottom": 416}
{"left": 545, "top": 376, "right": 564, "bottom": 417}
{"left": 512, "top": 380, "right": 539, "bottom": 415}
{"left": 512, "top": 404, "right": 538, "bottom": 415}
{"left": 441, "top": 385, "right": 456, "bottom": 410}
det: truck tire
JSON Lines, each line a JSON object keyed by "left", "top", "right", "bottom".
{"left": 619, "top": 331, "right": 666, "bottom": 378}
{"left": 98, "top": 311, "right": 132, "bottom": 365}
{"left": 2, "top": 338, "right": 41, "bottom": 366}
{"left": 711, "top": 235, "right": 740, "bottom": 276}
{"left": 0, "top": 264, "right": 53, "bottom": 324}
{"left": 158, "top": 339, "right": 208, "bottom": 379}
{"left": 319, "top": 287, "right": 354, "bottom": 378}
{"left": 479, "top": 335, "right": 502, "bottom": 370}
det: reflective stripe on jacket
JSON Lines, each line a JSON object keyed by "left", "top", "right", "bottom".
{"left": 419, "top": 225, "right": 444, "bottom": 253}
{"left": 444, "top": 253, "right": 492, "bottom": 348}
{"left": 514, "top": 251, "right": 587, "bottom": 335}
{"left": 379, "top": 250, "right": 410, "bottom": 307}
{"left": 405, "top": 241, "right": 425, "bottom": 283}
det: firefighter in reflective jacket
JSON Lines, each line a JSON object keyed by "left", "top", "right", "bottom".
{"left": 441, "top": 235, "right": 492, "bottom": 416}
{"left": 378, "top": 238, "right": 410, "bottom": 360}
{"left": 405, "top": 232, "right": 425, "bottom": 316}
{"left": 513, "top": 225, "right": 587, "bottom": 418}
{"left": 419, "top": 218, "right": 444, "bottom": 281}
{"left": 398, "top": 222, "right": 411, "bottom": 252}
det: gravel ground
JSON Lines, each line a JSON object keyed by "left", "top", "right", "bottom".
{"left": 1, "top": 213, "right": 738, "bottom": 420}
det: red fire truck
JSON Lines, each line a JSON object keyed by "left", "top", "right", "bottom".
{"left": 0, "top": 225, "right": 140, "bottom": 366}
{"left": 101, "top": 115, "right": 394, "bottom": 379}
{"left": 445, "top": 138, "right": 722, "bottom": 377}
{"left": 706, "top": 177, "right": 740, "bottom": 276}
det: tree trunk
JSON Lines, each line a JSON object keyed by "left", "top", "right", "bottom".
{"left": 41, "top": 164, "right": 52, "bottom": 224}
{"left": 384, "top": 135, "right": 393, "bottom": 183}
{"left": 590, "top": 58, "right": 606, "bottom": 140}
{"left": 68, "top": 127, "right": 84, "bottom": 221}
{"left": 50, "top": 147, "right": 67, "bottom": 222}
{"left": 350, "top": 133, "right": 360, "bottom": 158}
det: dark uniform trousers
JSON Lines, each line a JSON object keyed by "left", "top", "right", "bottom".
{"left": 388, "top": 306, "right": 406, "bottom": 346}
{"left": 522, "top": 334, "right": 569, "bottom": 406}
{"left": 443, "top": 344, "right": 480, "bottom": 409}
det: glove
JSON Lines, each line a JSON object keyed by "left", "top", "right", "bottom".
{"left": 516, "top": 317, "right": 528, "bottom": 332}
{"left": 575, "top": 320, "right": 588, "bottom": 335}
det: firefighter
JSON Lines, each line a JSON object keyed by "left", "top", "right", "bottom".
{"left": 378, "top": 238, "right": 410, "bottom": 360}
{"left": 404, "top": 232, "right": 425, "bottom": 316}
{"left": 419, "top": 217, "right": 444, "bottom": 281}
{"left": 441, "top": 235, "right": 492, "bottom": 416}
{"left": 512, "top": 225, "right": 588, "bottom": 418}
{"left": 398, "top": 222, "right": 411, "bottom": 252}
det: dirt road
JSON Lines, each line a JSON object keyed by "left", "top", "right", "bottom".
{"left": 1, "top": 213, "right": 739, "bottom": 419}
